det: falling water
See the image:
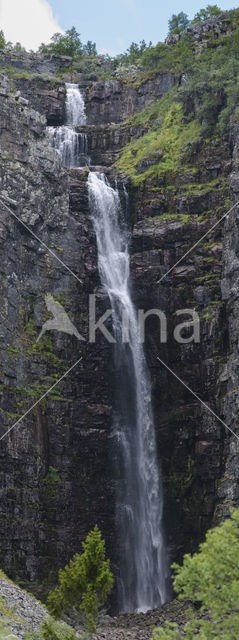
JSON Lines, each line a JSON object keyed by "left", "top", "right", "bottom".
{"left": 88, "top": 172, "right": 169, "bottom": 613}
{"left": 48, "top": 127, "right": 89, "bottom": 168}
{"left": 65, "top": 82, "right": 87, "bottom": 125}
{"left": 48, "top": 83, "right": 89, "bottom": 168}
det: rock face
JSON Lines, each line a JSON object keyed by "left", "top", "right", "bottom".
{"left": 85, "top": 74, "right": 174, "bottom": 124}
{"left": 13, "top": 77, "right": 66, "bottom": 125}
{"left": 0, "top": 34, "right": 239, "bottom": 602}
{"left": 129, "top": 141, "right": 232, "bottom": 559}
{"left": 0, "top": 573, "right": 47, "bottom": 639}
{"left": 0, "top": 74, "right": 115, "bottom": 592}
{"left": 0, "top": 50, "right": 72, "bottom": 74}
{"left": 165, "top": 12, "right": 232, "bottom": 46}
{"left": 217, "top": 120, "right": 239, "bottom": 515}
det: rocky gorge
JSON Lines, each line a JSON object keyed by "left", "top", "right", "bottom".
{"left": 1, "top": 9, "right": 239, "bottom": 635}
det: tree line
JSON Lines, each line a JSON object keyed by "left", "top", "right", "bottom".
{"left": 168, "top": 5, "right": 222, "bottom": 35}
{"left": 0, "top": 5, "right": 223, "bottom": 62}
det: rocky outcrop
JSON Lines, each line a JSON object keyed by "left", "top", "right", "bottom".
{"left": 165, "top": 12, "right": 232, "bottom": 46}
{"left": 13, "top": 77, "right": 66, "bottom": 125}
{"left": 0, "top": 50, "right": 72, "bottom": 74}
{"left": 216, "top": 119, "right": 239, "bottom": 516}
{"left": 0, "top": 573, "right": 47, "bottom": 639}
{"left": 77, "top": 121, "right": 146, "bottom": 166}
{"left": 85, "top": 74, "right": 174, "bottom": 124}
{"left": 0, "top": 571, "right": 202, "bottom": 640}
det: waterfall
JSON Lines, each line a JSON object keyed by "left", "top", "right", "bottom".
{"left": 65, "top": 83, "right": 87, "bottom": 125}
{"left": 88, "top": 172, "right": 169, "bottom": 613}
{"left": 48, "top": 128, "right": 89, "bottom": 168}
{"left": 48, "top": 83, "right": 89, "bottom": 168}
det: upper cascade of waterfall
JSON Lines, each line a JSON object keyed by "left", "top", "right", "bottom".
{"left": 65, "top": 83, "right": 87, "bottom": 126}
{"left": 48, "top": 83, "right": 89, "bottom": 168}
{"left": 88, "top": 172, "right": 170, "bottom": 614}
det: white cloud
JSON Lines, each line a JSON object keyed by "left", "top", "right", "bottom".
{"left": 0, "top": 0, "right": 64, "bottom": 51}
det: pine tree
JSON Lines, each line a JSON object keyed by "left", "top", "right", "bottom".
{"left": 47, "top": 526, "right": 114, "bottom": 634}
{"left": 168, "top": 12, "right": 190, "bottom": 35}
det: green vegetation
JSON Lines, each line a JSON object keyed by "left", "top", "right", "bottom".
{"left": 72, "top": 57, "right": 113, "bottom": 81}
{"left": 0, "top": 592, "right": 26, "bottom": 639}
{"left": 117, "top": 5, "right": 222, "bottom": 65}
{"left": 115, "top": 8, "right": 239, "bottom": 185}
{"left": 0, "top": 620, "right": 14, "bottom": 639}
{"left": 177, "top": 31, "right": 239, "bottom": 133}
{"left": 0, "top": 569, "right": 14, "bottom": 584}
{"left": 168, "top": 12, "right": 190, "bottom": 35}
{"left": 39, "top": 26, "right": 97, "bottom": 59}
{"left": 153, "top": 508, "right": 239, "bottom": 639}
{"left": 0, "top": 29, "right": 26, "bottom": 52}
{"left": 117, "top": 94, "right": 202, "bottom": 185}
{"left": 168, "top": 6, "right": 222, "bottom": 35}
{"left": 191, "top": 4, "right": 222, "bottom": 23}
{"left": 115, "top": 39, "right": 153, "bottom": 65}
{"left": 43, "top": 467, "right": 60, "bottom": 508}
{"left": 27, "top": 617, "right": 78, "bottom": 640}
{"left": 0, "top": 30, "right": 6, "bottom": 50}
{"left": 47, "top": 526, "right": 114, "bottom": 633}
{"left": 166, "top": 456, "right": 196, "bottom": 499}
{"left": 0, "top": 65, "right": 59, "bottom": 84}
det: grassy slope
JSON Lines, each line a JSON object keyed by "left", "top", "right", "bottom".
{"left": 115, "top": 8, "right": 239, "bottom": 190}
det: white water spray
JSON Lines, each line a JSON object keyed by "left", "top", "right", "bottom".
{"left": 88, "top": 172, "right": 169, "bottom": 613}
{"left": 48, "top": 83, "right": 89, "bottom": 168}
{"left": 65, "top": 83, "right": 87, "bottom": 125}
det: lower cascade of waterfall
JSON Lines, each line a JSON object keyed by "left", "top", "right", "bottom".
{"left": 88, "top": 171, "right": 170, "bottom": 613}
{"left": 48, "top": 83, "right": 89, "bottom": 168}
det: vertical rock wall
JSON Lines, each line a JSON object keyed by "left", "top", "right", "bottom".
{"left": 0, "top": 38, "right": 239, "bottom": 596}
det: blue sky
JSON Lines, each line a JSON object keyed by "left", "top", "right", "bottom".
{"left": 49, "top": 0, "right": 237, "bottom": 55}
{"left": 0, "top": 0, "right": 237, "bottom": 54}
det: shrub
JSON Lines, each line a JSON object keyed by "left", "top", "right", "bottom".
{"left": 26, "top": 617, "right": 77, "bottom": 640}
{"left": 153, "top": 508, "right": 239, "bottom": 639}
{"left": 47, "top": 526, "right": 114, "bottom": 634}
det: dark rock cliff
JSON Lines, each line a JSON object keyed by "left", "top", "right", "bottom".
{"left": 0, "top": 73, "right": 115, "bottom": 592}
{"left": 0, "top": 17, "right": 239, "bottom": 599}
